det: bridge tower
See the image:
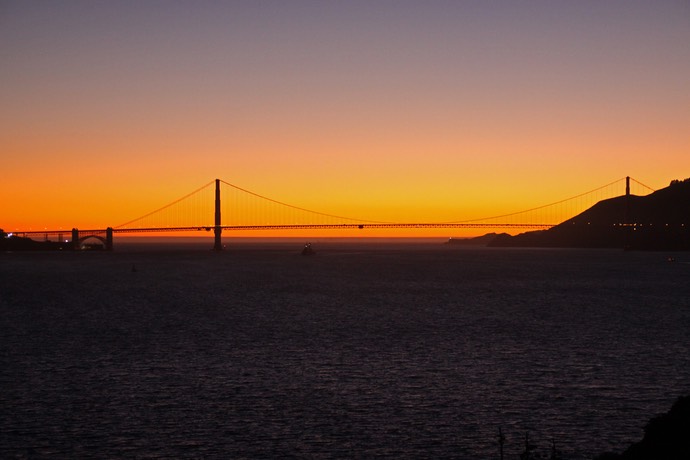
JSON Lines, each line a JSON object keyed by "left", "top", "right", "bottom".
{"left": 214, "top": 179, "right": 222, "bottom": 251}
{"left": 625, "top": 176, "right": 631, "bottom": 225}
{"left": 625, "top": 176, "right": 631, "bottom": 249}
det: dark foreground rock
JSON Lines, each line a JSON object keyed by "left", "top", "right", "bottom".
{"left": 595, "top": 395, "right": 690, "bottom": 459}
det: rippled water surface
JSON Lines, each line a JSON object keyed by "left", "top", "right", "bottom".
{"left": 2, "top": 242, "right": 689, "bottom": 459}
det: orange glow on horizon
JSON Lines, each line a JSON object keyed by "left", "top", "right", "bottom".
{"left": 2, "top": 3, "right": 688, "bottom": 236}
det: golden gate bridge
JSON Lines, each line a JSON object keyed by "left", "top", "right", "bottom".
{"left": 9, "top": 176, "right": 656, "bottom": 250}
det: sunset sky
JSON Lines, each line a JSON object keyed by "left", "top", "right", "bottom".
{"left": 2, "top": 1, "right": 689, "bottom": 237}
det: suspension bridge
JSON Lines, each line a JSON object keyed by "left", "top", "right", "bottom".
{"left": 7, "top": 176, "right": 655, "bottom": 250}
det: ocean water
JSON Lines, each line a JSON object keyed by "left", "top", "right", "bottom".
{"left": 1, "top": 242, "right": 689, "bottom": 459}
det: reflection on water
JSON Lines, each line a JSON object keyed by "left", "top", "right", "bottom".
{"left": 1, "top": 244, "right": 689, "bottom": 458}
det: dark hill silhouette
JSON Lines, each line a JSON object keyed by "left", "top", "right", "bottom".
{"left": 489, "top": 178, "right": 690, "bottom": 250}
{"left": 446, "top": 232, "right": 510, "bottom": 246}
{"left": 0, "top": 229, "right": 73, "bottom": 251}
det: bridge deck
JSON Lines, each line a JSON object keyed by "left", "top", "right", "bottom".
{"left": 11, "top": 222, "right": 554, "bottom": 237}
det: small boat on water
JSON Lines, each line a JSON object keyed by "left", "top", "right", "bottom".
{"left": 301, "top": 242, "right": 315, "bottom": 256}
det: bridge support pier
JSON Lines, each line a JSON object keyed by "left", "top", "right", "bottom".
{"left": 213, "top": 179, "right": 223, "bottom": 251}
{"left": 106, "top": 227, "right": 113, "bottom": 251}
{"left": 72, "top": 228, "right": 79, "bottom": 250}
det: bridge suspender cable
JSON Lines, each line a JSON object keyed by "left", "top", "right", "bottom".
{"left": 447, "top": 176, "right": 631, "bottom": 224}
{"left": 219, "top": 179, "right": 394, "bottom": 224}
{"left": 114, "top": 180, "right": 216, "bottom": 229}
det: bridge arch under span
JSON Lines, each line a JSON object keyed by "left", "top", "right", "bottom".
{"left": 72, "top": 228, "right": 113, "bottom": 251}
{"left": 77, "top": 235, "right": 108, "bottom": 249}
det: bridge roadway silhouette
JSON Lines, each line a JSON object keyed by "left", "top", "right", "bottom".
{"left": 10, "top": 177, "right": 651, "bottom": 251}
{"left": 15, "top": 223, "right": 554, "bottom": 252}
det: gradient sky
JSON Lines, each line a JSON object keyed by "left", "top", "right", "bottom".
{"left": 2, "top": 1, "right": 689, "bottom": 236}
